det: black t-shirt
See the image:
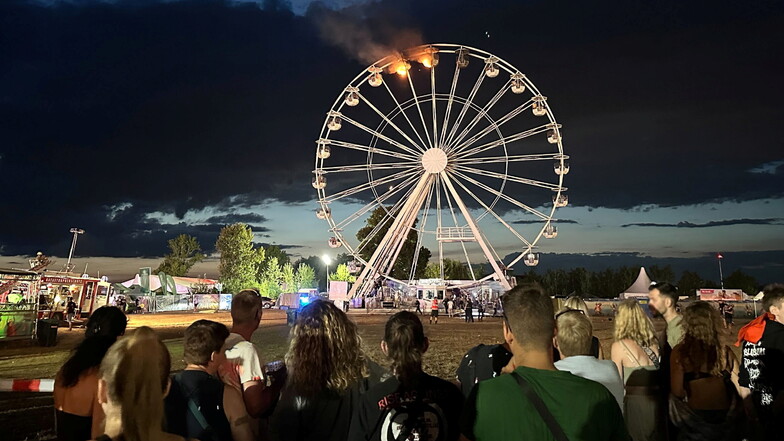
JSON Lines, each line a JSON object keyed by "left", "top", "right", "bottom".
{"left": 739, "top": 318, "right": 784, "bottom": 422}
{"left": 349, "top": 373, "right": 464, "bottom": 441}
{"left": 270, "top": 360, "right": 388, "bottom": 441}
{"left": 66, "top": 301, "right": 77, "bottom": 314}
{"left": 164, "top": 370, "right": 232, "bottom": 441}
{"left": 455, "top": 344, "right": 513, "bottom": 397}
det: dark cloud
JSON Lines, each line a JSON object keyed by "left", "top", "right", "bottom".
{"left": 254, "top": 242, "right": 304, "bottom": 250}
{"left": 2, "top": 0, "right": 783, "bottom": 257}
{"left": 202, "top": 213, "right": 268, "bottom": 225}
{"left": 621, "top": 218, "right": 783, "bottom": 228}
{"left": 512, "top": 219, "right": 579, "bottom": 225}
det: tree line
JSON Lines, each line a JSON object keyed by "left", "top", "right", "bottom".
{"left": 154, "top": 219, "right": 761, "bottom": 299}
{"left": 516, "top": 265, "right": 760, "bottom": 298}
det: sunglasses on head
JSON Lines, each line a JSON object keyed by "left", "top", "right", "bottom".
{"left": 555, "top": 308, "right": 585, "bottom": 320}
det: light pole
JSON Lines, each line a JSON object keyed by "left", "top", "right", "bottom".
{"left": 322, "top": 254, "right": 331, "bottom": 294}
{"left": 717, "top": 253, "right": 725, "bottom": 289}
{"left": 66, "top": 228, "right": 85, "bottom": 273}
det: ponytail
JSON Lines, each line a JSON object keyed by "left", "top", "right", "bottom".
{"left": 384, "top": 311, "right": 426, "bottom": 389}
{"left": 100, "top": 326, "right": 171, "bottom": 441}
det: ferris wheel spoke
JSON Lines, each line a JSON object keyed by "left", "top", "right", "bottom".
{"left": 358, "top": 92, "right": 426, "bottom": 154}
{"left": 326, "top": 139, "right": 418, "bottom": 162}
{"left": 430, "top": 66, "right": 438, "bottom": 150}
{"left": 454, "top": 153, "right": 565, "bottom": 166}
{"left": 408, "top": 181, "right": 435, "bottom": 281}
{"left": 441, "top": 175, "right": 476, "bottom": 280}
{"left": 450, "top": 176, "right": 534, "bottom": 248}
{"left": 319, "top": 161, "right": 415, "bottom": 174}
{"left": 441, "top": 172, "right": 509, "bottom": 287}
{"left": 455, "top": 124, "right": 551, "bottom": 159}
{"left": 354, "top": 180, "right": 420, "bottom": 256}
{"left": 455, "top": 165, "right": 563, "bottom": 191}
{"left": 443, "top": 70, "right": 486, "bottom": 149}
{"left": 447, "top": 80, "right": 511, "bottom": 153}
{"left": 341, "top": 115, "right": 423, "bottom": 158}
{"left": 435, "top": 175, "right": 444, "bottom": 279}
{"left": 324, "top": 168, "right": 419, "bottom": 203}
{"left": 382, "top": 82, "right": 429, "bottom": 153}
{"left": 332, "top": 172, "right": 422, "bottom": 230}
{"left": 438, "top": 64, "right": 461, "bottom": 148}
{"left": 450, "top": 100, "right": 534, "bottom": 155}
{"left": 451, "top": 169, "right": 550, "bottom": 220}
{"left": 407, "top": 73, "right": 434, "bottom": 150}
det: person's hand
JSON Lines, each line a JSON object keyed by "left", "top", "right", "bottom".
{"left": 501, "top": 357, "right": 516, "bottom": 374}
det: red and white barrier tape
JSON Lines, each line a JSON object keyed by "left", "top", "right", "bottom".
{"left": 0, "top": 379, "right": 55, "bottom": 392}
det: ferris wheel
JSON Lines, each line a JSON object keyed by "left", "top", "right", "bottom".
{"left": 313, "top": 44, "right": 569, "bottom": 298}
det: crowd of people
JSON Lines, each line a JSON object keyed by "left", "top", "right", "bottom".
{"left": 50, "top": 283, "right": 784, "bottom": 441}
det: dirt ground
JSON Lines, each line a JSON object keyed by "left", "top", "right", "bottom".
{"left": 0, "top": 309, "right": 750, "bottom": 440}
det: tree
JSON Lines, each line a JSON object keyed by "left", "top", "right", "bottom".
{"left": 724, "top": 269, "right": 758, "bottom": 297}
{"left": 295, "top": 264, "right": 317, "bottom": 290}
{"left": 648, "top": 265, "right": 676, "bottom": 284}
{"left": 330, "top": 263, "right": 357, "bottom": 283}
{"left": 678, "top": 270, "right": 704, "bottom": 299}
{"left": 356, "top": 206, "right": 432, "bottom": 280}
{"left": 263, "top": 245, "right": 290, "bottom": 267}
{"left": 257, "top": 256, "right": 284, "bottom": 298}
{"left": 215, "top": 223, "right": 263, "bottom": 293}
{"left": 443, "top": 258, "right": 471, "bottom": 280}
{"left": 423, "top": 262, "right": 440, "bottom": 279}
{"left": 281, "top": 263, "right": 296, "bottom": 292}
{"left": 155, "top": 234, "right": 205, "bottom": 276}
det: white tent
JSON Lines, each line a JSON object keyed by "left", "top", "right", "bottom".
{"left": 621, "top": 267, "right": 652, "bottom": 299}
{"left": 121, "top": 274, "right": 190, "bottom": 294}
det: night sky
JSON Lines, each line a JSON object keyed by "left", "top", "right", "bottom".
{"left": 1, "top": 0, "right": 783, "bottom": 282}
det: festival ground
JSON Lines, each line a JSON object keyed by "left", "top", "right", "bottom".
{"left": 0, "top": 310, "right": 750, "bottom": 440}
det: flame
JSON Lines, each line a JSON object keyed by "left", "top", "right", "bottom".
{"left": 393, "top": 60, "right": 410, "bottom": 77}
{"left": 421, "top": 56, "right": 432, "bottom": 68}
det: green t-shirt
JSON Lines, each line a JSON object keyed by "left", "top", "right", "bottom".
{"left": 461, "top": 366, "right": 629, "bottom": 441}
{"left": 666, "top": 315, "right": 684, "bottom": 348}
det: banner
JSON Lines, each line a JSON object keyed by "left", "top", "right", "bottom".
{"left": 698, "top": 289, "right": 743, "bottom": 301}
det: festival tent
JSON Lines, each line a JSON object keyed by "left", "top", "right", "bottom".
{"left": 120, "top": 275, "right": 217, "bottom": 294}
{"left": 620, "top": 267, "right": 653, "bottom": 299}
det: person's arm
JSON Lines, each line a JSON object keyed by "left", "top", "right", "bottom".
{"left": 610, "top": 341, "right": 625, "bottom": 378}
{"left": 726, "top": 347, "right": 742, "bottom": 395}
{"left": 90, "top": 377, "right": 106, "bottom": 439}
{"left": 670, "top": 347, "right": 685, "bottom": 399}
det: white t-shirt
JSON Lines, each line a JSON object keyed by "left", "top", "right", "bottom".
{"left": 555, "top": 355, "right": 625, "bottom": 413}
{"left": 220, "top": 333, "right": 267, "bottom": 441}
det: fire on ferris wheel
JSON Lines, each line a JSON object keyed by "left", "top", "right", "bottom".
{"left": 312, "top": 44, "right": 569, "bottom": 299}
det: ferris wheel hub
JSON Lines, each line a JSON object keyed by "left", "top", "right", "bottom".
{"left": 421, "top": 148, "right": 448, "bottom": 174}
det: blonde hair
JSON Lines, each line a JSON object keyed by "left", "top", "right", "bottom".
{"left": 284, "top": 300, "right": 368, "bottom": 397}
{"left": 614, "top": 299, "right": 658, "bottom": 348}
{"left": 561, "top": 296, "right": 590, "bottom": 316}
{"left": 556, "top": 311, "right": 593, "bottom": 357}
{"left": 99, "top": 326, "right": 171, "bottom": 441}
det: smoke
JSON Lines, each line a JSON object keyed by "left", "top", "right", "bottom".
{"left": 315, "top": 9, "right": 423, "bottom": 67}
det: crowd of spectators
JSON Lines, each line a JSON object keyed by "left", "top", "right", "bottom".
{"left": 51, "top": 282, "right": 784, "bottom": 441}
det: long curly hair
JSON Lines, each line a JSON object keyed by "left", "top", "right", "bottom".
{"left": 284, "top": 300, "right": 368, "bottom": 397}
{"left": 614, "top": 299, "right": 658, "bottom": 348}
{"left": 679, "top": 301, "right": 730, "bottom": 375}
